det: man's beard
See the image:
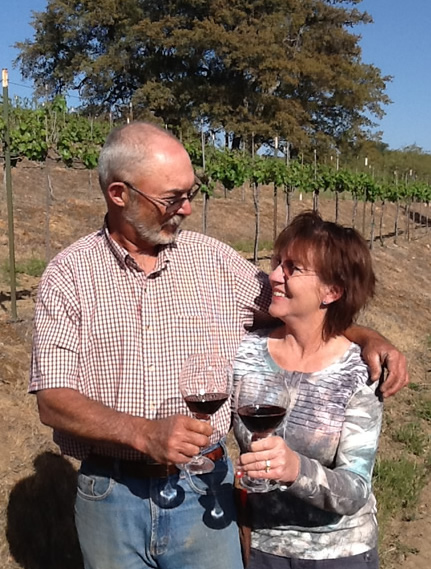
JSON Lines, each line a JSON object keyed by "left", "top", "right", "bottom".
{"left": 123, "top": 205, "right": 184, "bottom": 246}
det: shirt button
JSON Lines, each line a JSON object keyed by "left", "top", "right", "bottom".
{"left": 148, "top": 364, "right": 155, "bottom": 372}
{"left": 145, "top": 325, "right": 151, "bottom": 332}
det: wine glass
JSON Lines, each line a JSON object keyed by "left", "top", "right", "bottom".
{"left": 235, "top": 370, "right": 290, "bottom": 492}
{"left": 179, "top": 353, "right": 233, "bottom": 475}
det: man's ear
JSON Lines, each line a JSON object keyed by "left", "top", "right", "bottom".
{"left": 107, "top": 182, "right": 128, "bottom": 207}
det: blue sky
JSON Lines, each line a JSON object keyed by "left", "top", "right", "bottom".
{"left": 1, "top": 0, "right": 430, "bottom": 151}
{"left": 359, "top": 0, "right": 431, "bottom": 152}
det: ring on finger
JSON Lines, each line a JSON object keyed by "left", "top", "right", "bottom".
{"left": 265, "top": 459, "right": 271, "bottom": 473}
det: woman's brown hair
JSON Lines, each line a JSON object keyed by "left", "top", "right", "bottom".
{"left": 273, "top": 211, "right": 376, "bottom": 340}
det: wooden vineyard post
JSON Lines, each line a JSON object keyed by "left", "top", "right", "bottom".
{"left": 1, "top": 69, "right": 18, "bottom": 321}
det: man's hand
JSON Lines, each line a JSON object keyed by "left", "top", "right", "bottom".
{"left": 345, "top": 325, "right": 409, "bottom": 397}
{"left": 361, "top": 339, "right": 409, "bottom": 398}
{"left": 37, "top": 388, "right": 212, "bottom": 463}
{"left": 138, "top": 415, "right": 212, "bottom": 464}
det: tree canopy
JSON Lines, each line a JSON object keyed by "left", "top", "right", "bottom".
{"left": 16, "top": 0, "right": 390, "bottom": 152}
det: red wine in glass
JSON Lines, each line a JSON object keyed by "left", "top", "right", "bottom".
{"left": 237, "top": 404, "right": 286, "bottom": 437}
{"left": 184, "top": 392, "right": 229, "bottom": 418}
{"left": 179, "top": 354, "right": 233, "bottom": 475}
{"left": 235, "top": 371, "right": 290, "bottom": 492}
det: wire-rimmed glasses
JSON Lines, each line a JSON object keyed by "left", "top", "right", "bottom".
{"left": 122, "top": 178, "right": 201, "bottom": 214}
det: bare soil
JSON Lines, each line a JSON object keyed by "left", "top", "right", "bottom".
{"left": 0, "top": 160, "right": 430, "bottom": 568}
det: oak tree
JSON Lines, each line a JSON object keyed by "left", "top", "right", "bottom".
{"left": 16, "top": 0, "right": 390, "bottom": 152}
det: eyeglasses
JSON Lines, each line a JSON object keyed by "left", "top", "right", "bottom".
{"left": 122, "top": 178, "right": 201, "bottom": 214}
{"left": 270, "top": 255, "right": 317, "bottom": 278}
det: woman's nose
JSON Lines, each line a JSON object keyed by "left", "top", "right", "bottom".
{"left": 269, "top": 263, "right": 285, "bottom": 283}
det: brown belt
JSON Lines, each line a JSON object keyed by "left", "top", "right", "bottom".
{"left": 85, "top": 446, "right": 224, "bottom": 479}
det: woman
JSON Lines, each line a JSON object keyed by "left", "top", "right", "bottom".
{"left": 234, "top": 210, "right": 382, "bottom": 569}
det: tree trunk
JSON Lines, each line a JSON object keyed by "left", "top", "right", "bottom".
{"left": 379, "top": 200, "right": 385, "bottom": 246}
{"left": 369, "top": 202, "right": 375, "bottom": 250}
{"left": 313, "top": 189, "right": 319, "bottom": 212}
{"left": 394, "top": 200, "right": 400, "bottom": 244}
{"left": 362, "top": 196, "right": 367, "bottom": 236}
{"left": 253, "top": 182, "right": 260, "bottom": 265}
{"left": 405, "top": 202, "right": 411, "bottom": 241}
{"left": 232, "top": 135, "right": 242, "bottom": 150}
{"left": 202, "top": 193, "right": 209, "bottom": 234}
{"left": 418, "top": 201, "right": 423, "bottom": 235}
{"left": 44, "top": 159, "right": 52, "bottom": 263}
{"left": 335, "top": 191, "right": 339, "bottom": 223}
{"left": 428, "top": 202, "right": 430, "bottom": 233}
{"left": 426, "top": 202, "right": 429, "bottom": 233}
{"left": 285, "top": 186, "right": 292, "bottom": 225}
{"left": 427, "top": 202, "right": 430, "bottom": 233}
{"left": 273, "top": 185, "right": 278, "bottom": 244}
{"left": 352, "top": 198, "right": 358, "bottom": 228}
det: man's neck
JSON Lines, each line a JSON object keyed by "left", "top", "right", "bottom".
{"left": 108, "top": 222, "right": 160, "bottom": 274}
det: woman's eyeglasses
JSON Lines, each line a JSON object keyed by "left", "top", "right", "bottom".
{"left": 271, "top": 256, "right": 317, "bottom": 278}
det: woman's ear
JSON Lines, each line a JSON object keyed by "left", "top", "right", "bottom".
{"left": 321, "top": 285, "right": 343, "bottom": 306}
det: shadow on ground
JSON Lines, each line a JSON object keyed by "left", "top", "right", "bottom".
{"left": 6, "top": 451, "right": 83, "bottom": 569}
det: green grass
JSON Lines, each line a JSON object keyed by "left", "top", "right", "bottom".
{"left": 2, "top": 257, "right": 46, "bottom": 279}
{"left": 16, "top": 258, "right": 47, "bottom": 277}
{"left": 415, "top": 399, "right": 431, "bottom": 422}
{"left": 231, "top": 239, "right": 274, "bottom": 253}
{"left": 374, "top": 457, "right": 429, "bottom": 531}
{"left": 392, "top": 422, "right": 429, "bottom": 456}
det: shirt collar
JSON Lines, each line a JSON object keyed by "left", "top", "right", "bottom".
{"left": 101, "top": 217, "right": 179, "bottom": 272}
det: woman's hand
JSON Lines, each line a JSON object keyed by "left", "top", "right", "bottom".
{"left": 239, "top": 436, "right": 300, "bottom": 484}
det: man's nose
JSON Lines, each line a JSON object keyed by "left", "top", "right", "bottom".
{"left": 177, "top": 198, "right": 192, "bottom": 216}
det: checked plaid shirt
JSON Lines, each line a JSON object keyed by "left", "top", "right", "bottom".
{"left": 30, "top": 223, "right": 271, "bottom": 460}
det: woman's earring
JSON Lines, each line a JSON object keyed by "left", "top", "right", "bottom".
{"left": 321, "top": 300, "right": 328, "bottom": 306}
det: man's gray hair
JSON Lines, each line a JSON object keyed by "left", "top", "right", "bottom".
{"left": 98, "top": 122, "right": 178, "bottom": 195}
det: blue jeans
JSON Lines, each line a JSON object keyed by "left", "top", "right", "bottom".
{"left": 75, "top": 450, "right": 243, "bottom": 569}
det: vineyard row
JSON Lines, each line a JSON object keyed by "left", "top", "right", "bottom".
{"left": 1, "top": 96, "right": 431, "bottom": 205}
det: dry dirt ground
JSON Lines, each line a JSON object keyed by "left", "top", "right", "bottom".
{"left": 0, "top": 160, "right": 430, "bottom": 569}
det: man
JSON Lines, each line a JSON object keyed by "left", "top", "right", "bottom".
{"left": 30, "top": 122, "right": 408, "bottom": 569}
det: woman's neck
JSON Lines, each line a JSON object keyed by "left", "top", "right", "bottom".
{"left": 268, "top": 322, "right": 351, "bottom": 373}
